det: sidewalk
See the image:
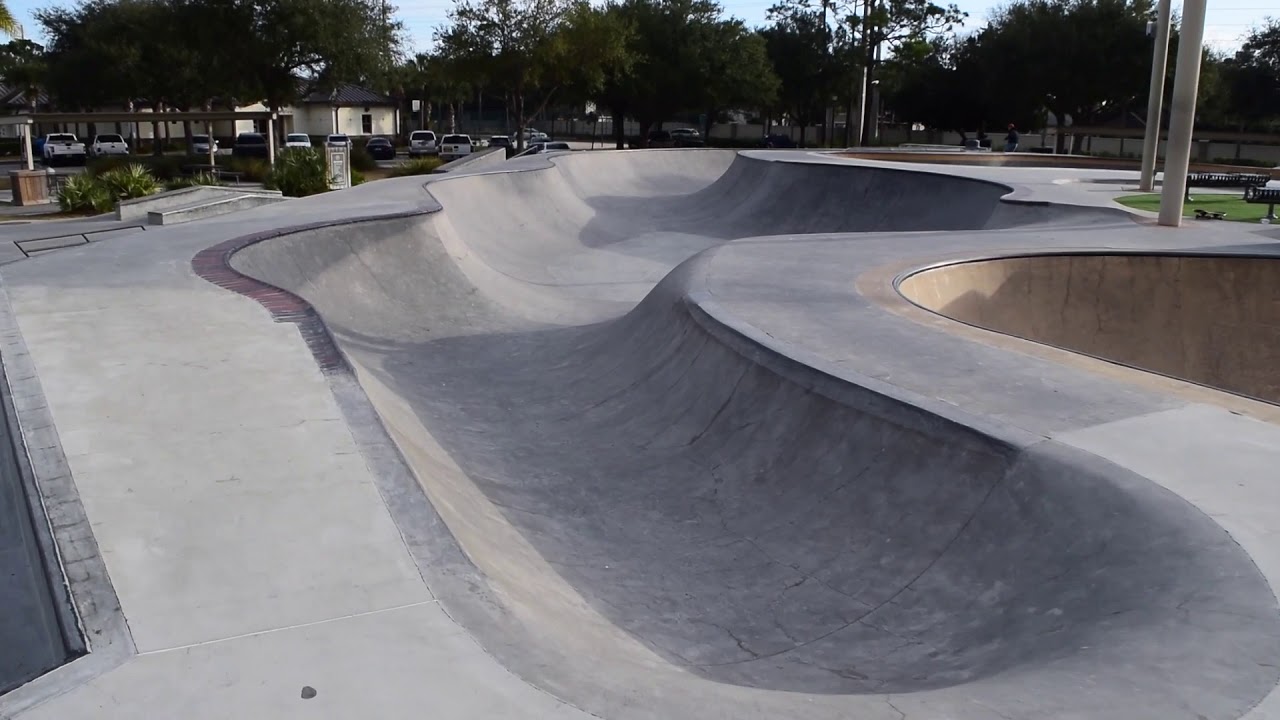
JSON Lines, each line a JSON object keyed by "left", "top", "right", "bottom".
{"left": 0, "top": 183, "right": 592, "bottom": 719}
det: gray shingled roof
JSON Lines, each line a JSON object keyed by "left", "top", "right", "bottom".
{"left": 301, "top": 83, "right": 394, "bottom": 107}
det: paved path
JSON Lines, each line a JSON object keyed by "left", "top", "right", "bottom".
{"left": 0, "top": 150, "right": 1278, "bottom": 719}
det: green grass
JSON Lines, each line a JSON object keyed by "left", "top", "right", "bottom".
{"left": 1115, "top": 193, "right": 1277, "bottom": 223}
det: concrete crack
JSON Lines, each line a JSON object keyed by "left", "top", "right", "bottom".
{"left": 885, "top": 696, "right": 907, "bottom": 720}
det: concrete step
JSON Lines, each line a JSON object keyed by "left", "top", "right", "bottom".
{"left": 117, "top": 186, "right": 281, "bottom": 222}
{"left": 146, "top": 194, "right": 286, "bottom": 226}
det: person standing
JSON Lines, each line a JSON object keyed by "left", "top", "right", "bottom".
{"left": 1004, "top": 124, "right": 1020, "bottom": 152}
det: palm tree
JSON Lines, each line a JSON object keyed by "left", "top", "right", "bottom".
{"left": 0, "top": 1, "right": 20, "bottom": 38}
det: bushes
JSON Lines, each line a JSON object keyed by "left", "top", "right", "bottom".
{"left": 1212, "top": 157, "right": 1275, "bottom": 169}
{"left": 389, "top": 157, "right": 443, "bottom": 177}
{"left": 165, "top": 172, "right": 223, "bottom": 191}
{"left": 223, "top": 156, "right": 270, "bottom": 182}
{"left": 350, "top": 147, "right": 378, "bottom": 172}
{"left": 58, "top": 163, "right": 160, "bottom": 214}
{"left": 58, "top": 173, "right": 115, "bottom": 214}
{"left": 99, "top": 164, "right": 159, "bottom": 200}
{"left": 264, "top": 148, "right": 329, "bottom": 197}
{"left": 87, "top": 154, "right": 186, "bottom": 180}
{"left": 350, "top": 169, "right": 366, "bottom": 186}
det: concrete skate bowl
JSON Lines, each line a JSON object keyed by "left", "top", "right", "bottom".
{"left": 898, "top": 252, "right": 1280, "bottom": 405}
{"left": 226, "top": 151, "right": 1280, "bottom": 720}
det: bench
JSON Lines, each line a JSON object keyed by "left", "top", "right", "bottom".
{"left": 1243, "top": 186, "right": 1280, "bottom": 223}
{"left": 1185, "top": 172, "right": 1270, "bottom": 201}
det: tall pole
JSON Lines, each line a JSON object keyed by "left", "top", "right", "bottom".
{"left": 854, "top": 0, "right": 871, "bottom": 146}
{"left": 1157, "top": 0, "right": 1208, "bottom": 227}
{"left": 1138, "top": 0, "right": 1172, "bottom": 192}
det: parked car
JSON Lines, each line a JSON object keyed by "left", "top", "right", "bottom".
{"left": 408, "top": 130, "right": 437, "bottom": 157}
{"left": 42, "top": 133, "right": 86, "bottom": 166}
{"left": 647, "top": 130, "right": 675, "bottom": 148}
{"left": 190, "top": 134, "right": 219, "bottom": 155}
{"left": 90, "top": 133, "right": 129, "bottom": 157}
{"left": 285, "top": 133, "right": 312, "bottom": 149}
{"left": 762, "top": 132, "right": 793, "bottom": 147}
{"left": 513, "top": 141, "right": 572, "bottom": 158}
{"left": 326, "top": 134, "right": 352, "bottom": 149}
{"left": 669, "top": 128, "right": 705, "bottom": 147}
{"left": 522, "top": 129, "right": 549, "bottom": 144}
{"left": 489, "top": 135, "right": 512, "bottom": 149}
{"left": 365, "top": 137, "right": 396, "bottom": 160}
{"left": 232, "top": 132, "right": 269, "bottom": 158}
{"left": 439, "top": 134, "right": 473, "bottom": 161}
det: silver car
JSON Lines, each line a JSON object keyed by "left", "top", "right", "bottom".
{"left": 191, "top": 134, "right": 219, "bottom": 155}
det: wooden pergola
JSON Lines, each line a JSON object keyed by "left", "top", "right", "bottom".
{"left": 0, "top": 110, "right": 285, "bottom": 170}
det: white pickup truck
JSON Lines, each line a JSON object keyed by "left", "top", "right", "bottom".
{"left": 42, "top": 133, "right": 87, "bottom": 166}
{"left": 439, "top": 134, "right": 472, "bottom": 162}
{"left": 90, "top": 133, "right": 129, "bottom": 157}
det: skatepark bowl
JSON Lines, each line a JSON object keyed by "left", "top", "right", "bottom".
{"left": 897, "top": 253, "right": 1280, "bottom": 405}
{"left": 219, "top": 151, "right": 1280, "bottom": 719}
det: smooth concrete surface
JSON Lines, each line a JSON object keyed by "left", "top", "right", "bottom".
{"left": 898, "top": 253, "right": 1280, "bottom": 403}
{"left": 3, "top": 150, "right": 1280, "bottom": 719}
{"left": 226, "top": 151, "right": 1280, "bottom": 719}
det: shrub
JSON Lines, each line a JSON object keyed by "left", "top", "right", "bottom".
{"left": 99, "top": 164, "right": 159, "bottom": 200}
{"left": 350, "top": 169, "right": 366, "bottom": 186}
{"left": 1212, "top": 157, "right": 1274, "bottom": 169}
{"left": 57, "top": 173, "right": 113, "bottom": 214}
{"left": 88, "top": 154, "right": 185, "bottom": 180}
{"left": 350, "top": 147, "right": 378, "bottom": 172}
{"left": 389, "top": 157, "right": 443, "bottom": 177}
{"left": 264, "top": 148, "right": 329, "bottom": 197}
{"left": 223, "top": 156, "right": 270, "bottom": 182}
{"left": 165, "top": 172, "right": 223, "bottom": 191}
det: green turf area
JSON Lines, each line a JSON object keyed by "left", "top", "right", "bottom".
{"left": 1115, "top": 193, "right": 1276, "bottom": 223}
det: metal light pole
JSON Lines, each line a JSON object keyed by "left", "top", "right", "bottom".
{"left": 1157, "top": 0, "right": 1209, "bottom": 227}
{"left": 1138, "top": 0, "right": 1171, "bottom": 192}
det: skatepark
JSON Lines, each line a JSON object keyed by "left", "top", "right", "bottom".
{"left": 2, "top": 148, "right": 1280, "bottom": 719}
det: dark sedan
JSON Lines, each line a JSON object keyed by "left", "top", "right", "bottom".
{"left": 232, "top": 132, "right": 269, "bottom": 158}
{"left": 365, "top": 137, "right": 396, "bottom": 160}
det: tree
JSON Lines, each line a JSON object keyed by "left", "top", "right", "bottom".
{"left": 590, "top": 0, "right": 776, "bottom": 147}
{"left": 761, "top": 2, "right": 855, "bottom": 143}
{"left": 0, "top": 1, "right": 18, "bottom": 37}
{"left": 699, "top": 20, "right": 778, "bottom": 137}
{"left": 215, "top": 0, "right": 406, "bottom": 120}
{"left": 1222, "top": 18, "right": 1280, "bottom": 130}
{"left": 0, "top": 40, "right": 45, "bottom": 112}
{"left": 850, "top": 0, "right": 965, "bottom": 143}
{"left": 761, "top": 0, "right": 859, "bottom": 146}
{"left": 937, "top": 0, "right": 1154, "bottom": 151}
{"left": 437, "top": 0, "right": 567, "bottom": 149}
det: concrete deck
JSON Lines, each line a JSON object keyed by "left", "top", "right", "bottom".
{"left": 0, "top": 149, "right": 1278, "bottom": 719}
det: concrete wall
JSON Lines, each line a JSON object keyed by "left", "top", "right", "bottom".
{"left": 899, "top": 254, "right": 1280, "bottom": 403}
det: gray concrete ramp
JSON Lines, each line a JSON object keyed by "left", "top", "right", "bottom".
{"left": 227, "top": 150, "right": 1280, "bottom": 720}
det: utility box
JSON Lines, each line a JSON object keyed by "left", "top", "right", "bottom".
{"left": 9, "top": 170, "right": 50, "bottom": 206}
{"left": 325, "top": 144, "right": 350, "bottom": 191}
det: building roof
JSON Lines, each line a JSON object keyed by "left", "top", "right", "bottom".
{"left": 0, "top": 84, "right": 50, "bottom": 109}
{"left": 300, "top": 83, "right": 394, "bottom": 107}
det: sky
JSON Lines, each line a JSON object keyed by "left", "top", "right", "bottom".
{"left": 4, "top": 0, "right": 1273, "bottom": 55}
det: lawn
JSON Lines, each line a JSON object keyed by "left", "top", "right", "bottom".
{"left": 1115, "top": 193, "right": 1276, "bottom": 224}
